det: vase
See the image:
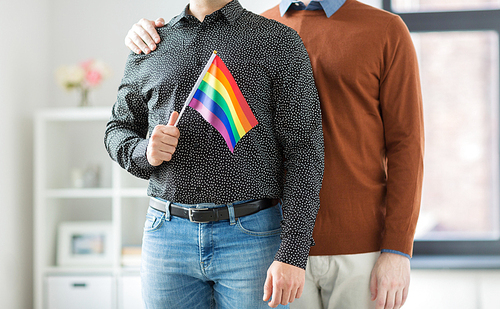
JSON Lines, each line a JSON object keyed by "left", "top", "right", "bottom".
{"left": 79, "top": 88, "right": 90, "bottom": 107}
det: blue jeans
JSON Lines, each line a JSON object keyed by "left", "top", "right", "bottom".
{"left": 140, "top": 199, "right": 289, "bottom": 309}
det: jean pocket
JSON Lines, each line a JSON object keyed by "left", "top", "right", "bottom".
{"left": 236, "top": 205, "right": 282, "bottom": 237}
{"left": 143, "top": 207, "right": 165, "bottom": 232}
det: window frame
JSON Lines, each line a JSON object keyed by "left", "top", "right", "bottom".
{"left": 382, "top": 0, "right": 500, "bottom": 264}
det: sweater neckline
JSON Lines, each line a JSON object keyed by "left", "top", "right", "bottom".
{"left": 281, "top": 0, "right": 353, "bottom": 17}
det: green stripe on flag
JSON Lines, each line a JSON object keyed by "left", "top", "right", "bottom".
{"left": 198, "top": 80, "right": 241, "bottom": 142}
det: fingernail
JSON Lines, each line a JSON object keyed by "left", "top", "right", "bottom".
{"left": 145, "top": 48, "right": 151, "bottom": 54}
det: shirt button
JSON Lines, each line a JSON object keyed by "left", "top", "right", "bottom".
{"left": 196, "top": 60, "right": 203, "bottom": 66}
{"left": 194, "top": 142, "right": 200, "bottom": 148}
{"left": 195, "top": 187, "right": 202, "bottom": 193}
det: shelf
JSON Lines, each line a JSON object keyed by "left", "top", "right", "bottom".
{"left": 34, "top": 108, "right": 147, "bottom": 308}
{"left": 43, "top": 266, "right": 142, "bottom": 276}
{"left": 43, "top": 188, "right": 148, "bottom": 198}
{"left": 119, "top": 188, "right": 148, "bottom": 197}
{"left": 411, "top": 255, "right": 500, "bottom": 269}
{"left": 119, "top": 267, "right": 141, "bottom": 275}
{"left": 44, "top": 266, "right": 115, "bottom": 275}
{"left": 45, "top": 188, "right": 114, "bottom": 198}
{"left": 36, "top": 107, "right": 111, "bottom": 121}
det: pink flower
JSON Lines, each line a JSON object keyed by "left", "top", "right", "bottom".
{"left": 80, "top": 59, "right": 94, "bottom": 71}
{"left": 86, "top": 70, "right": 102, "bottom": 87}
{"left": 56, "top": 59, "right": 111, "bottom": 92}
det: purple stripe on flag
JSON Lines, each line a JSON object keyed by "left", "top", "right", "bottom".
{"left": 189, "top": 98, "right": 235, "bottom": 152}
{"left": 192, "top": 88, "right": 237, "bottom": 147}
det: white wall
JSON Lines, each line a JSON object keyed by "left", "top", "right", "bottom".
{"left": 0, "top": 1, "right": 381, "bottom": 308}
{"left": 0, "top": 1, "right": 50, "bottom": 308}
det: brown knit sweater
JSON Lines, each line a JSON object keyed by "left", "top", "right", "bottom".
{"left": 262, "top": 0, "right": 424, "bottom": 257}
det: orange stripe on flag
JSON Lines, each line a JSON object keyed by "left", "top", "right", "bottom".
{"left": 212, "top": 56, "right": 258, "bottom": 127}
{"left": 207, "top": 64, "right": 253, "bottom": 132}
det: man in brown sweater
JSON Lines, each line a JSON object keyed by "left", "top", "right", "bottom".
{"left": 124, "top": 0, "right": 424, "bottom": 308}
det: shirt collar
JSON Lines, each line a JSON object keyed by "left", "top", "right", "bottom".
{"left": 172, "top": 0, "right": 245, "bottom": 26}
{"left": 279, "top": 0, "right": 346, "bottom": 18}
{"left": 219, "top": 0, "right": 246, "bottom": 23}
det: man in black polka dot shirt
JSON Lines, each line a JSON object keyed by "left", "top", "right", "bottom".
{"left": 105, "top": 0, "right": 324, "bottom": 308}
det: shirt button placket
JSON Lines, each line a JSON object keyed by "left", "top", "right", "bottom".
{"left": 194, "top": 21, "right": 205, "bottom": 69}
{"left": 190, "top": 20, "right": 207, "bottom": 200}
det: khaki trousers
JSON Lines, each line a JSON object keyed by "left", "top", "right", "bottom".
{"left": 291, "top": 252, "right": 380, "bottom": 309}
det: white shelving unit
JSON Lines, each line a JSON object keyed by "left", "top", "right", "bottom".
{"left": 33, "top": 108, "right": 148, "bottom": 309}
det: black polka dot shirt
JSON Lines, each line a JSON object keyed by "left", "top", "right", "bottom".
{"left": 104, "top": 0, "right": 324, "bottom": 269}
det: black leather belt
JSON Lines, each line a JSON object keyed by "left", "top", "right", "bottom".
{"left": 149, "top": 198, "right": 279, "bottom": 223}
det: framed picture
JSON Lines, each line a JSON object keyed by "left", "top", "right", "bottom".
{"left": 57, "top": 221, "right": 113, "bottom": 266}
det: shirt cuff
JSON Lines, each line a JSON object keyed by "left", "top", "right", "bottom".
{"left": 381, "top": 249, "right": 411, "bottom": 259}
{"left": 274, "top": 235, "right": 312, "bottom": 269}
{"left": 132, "top": 139, "right": 151, "bottom": 169}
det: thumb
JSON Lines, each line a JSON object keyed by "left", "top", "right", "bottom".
{"left": 263, "top": 272, "right": 273, "bottom": 302}
{"left": 155, "top": 18, "right": 165, "bottom": 27}
{"left": 167, "top": 111, "right": 179, "bottom": 126}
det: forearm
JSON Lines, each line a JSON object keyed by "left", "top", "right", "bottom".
{"left": 104, "top": 117, "right": 155, "bottom": 180}
{"left": 381, "top": 144, "right": 423, "bottom": 256}
{"left": 273, "top": 57, "right": 324, "bottom": 269}
{"left": 275, "top": 146, "right": 324, "bottom": 269}
{"left": 105, "top": 53, "right": 156, "bottom": 179}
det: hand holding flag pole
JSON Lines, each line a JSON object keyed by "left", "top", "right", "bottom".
{"left": 173, "top": 50, "right": 258, "bottom": 153}
{"left": 147, "top": 111, "right": 180, "bottom": 166}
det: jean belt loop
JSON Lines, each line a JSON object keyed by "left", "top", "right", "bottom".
{"left": 165, "top": 201, "right": 172, "bottom": 221}
{"left": 227, "top": 203, "right": 236, "bottom": 225}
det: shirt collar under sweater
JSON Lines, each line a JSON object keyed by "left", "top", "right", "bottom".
{"left": 279, "top": 0, "right": 346, "bottom": 18}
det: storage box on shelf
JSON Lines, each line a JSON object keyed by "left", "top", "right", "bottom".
{"left": 46, "top": 276, "right": 114, "bottom": 309}
{"left": 34, "top": 108, "right": 148, "bottom": 309}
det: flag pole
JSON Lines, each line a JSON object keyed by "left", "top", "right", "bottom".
{"left": 173, "top": 50, "right": 218, "bottom": 127}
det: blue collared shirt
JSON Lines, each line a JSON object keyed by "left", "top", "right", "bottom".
{"left": 279, "top": 0, "right": 347, "bottom": 18}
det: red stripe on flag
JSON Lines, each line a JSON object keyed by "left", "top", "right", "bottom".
{"left": 212, "top": 56, "right": 258, "bottom": 127}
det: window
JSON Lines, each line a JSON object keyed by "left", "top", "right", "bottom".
{"left": 414, "top": 31, "right": 499, "bottom": 241}
{"left": 392, "top": 0, "right": 500, "bottom": 13}
{"left": 382, "top": 0, "right": 500, "bottom": 258}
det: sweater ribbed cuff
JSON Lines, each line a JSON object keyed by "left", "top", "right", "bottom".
{"left": 381, "top": 249, "right": 411, "bottom": 259}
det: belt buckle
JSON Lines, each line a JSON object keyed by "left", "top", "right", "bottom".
{"left": 188, "top": 208, "right": 210, "bottom": 223}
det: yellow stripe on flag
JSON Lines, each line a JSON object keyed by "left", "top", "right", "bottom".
{"left": 203, "top": 71, "right": 246, "bottom": 137}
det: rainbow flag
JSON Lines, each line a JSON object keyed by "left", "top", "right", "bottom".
{"left": 175, "top": 51, "right": 258, "bottom": 153}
